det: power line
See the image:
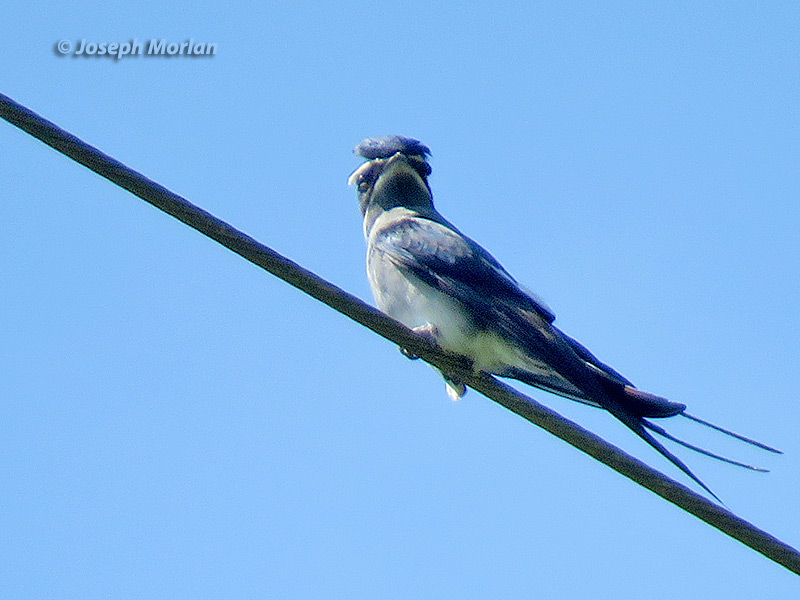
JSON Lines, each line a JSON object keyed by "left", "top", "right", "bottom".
{"left": 2, "top": 92, "right": 798, "bottom": 575}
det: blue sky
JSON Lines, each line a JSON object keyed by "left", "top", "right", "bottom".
{"left": 3, "top": 2, "right": 799, "bottom": 598}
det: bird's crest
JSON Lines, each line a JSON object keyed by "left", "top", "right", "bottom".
{"left": 354, "top": 136, "right": 431, "bottom": 160}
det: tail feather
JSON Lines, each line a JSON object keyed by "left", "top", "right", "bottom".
{"left": 608, "top": 404, "right": 723, "bottom": 503}
{"left": 643, "top": 419, "right": 769, "bottom": 472}
{"left": 615, "top": 385, "right": 781, "bottom": 470}
{"left": 681, "top": 412, "right": 782, "bottom": 454}
{"left": 599, "top": 380, "right": 779, "bottom": 502}
{"left": 508, "top": 361, "right": 780, "bottom": 500}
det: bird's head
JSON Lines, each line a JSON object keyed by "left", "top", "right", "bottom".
{"left": 348, "top": 136, "right": 434, "bottom": 231}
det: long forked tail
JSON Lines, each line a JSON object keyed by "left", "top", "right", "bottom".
{"left": 643, "top": 419, "right": 771, "bottom": 472}
{"left": 635, "top": 411, "right": 782, "bottom": 503}
{"left": 603, "top": 385, "right": 782, "bottom": 502}
{"left": 640, "top": 410, "right": 782, "bottom": 473}
{"left": 605, "top": 404, "right": 726, "bottom": 502}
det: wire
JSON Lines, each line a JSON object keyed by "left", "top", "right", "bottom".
{"left": 2, "top": 92, "right": 798, "bottom": 575}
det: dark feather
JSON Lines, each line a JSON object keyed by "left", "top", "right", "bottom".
{"left": 372, "top": 214, "right": 734, "bottom": 496}
{"left": 355, "top": 136, "right": 431, "bottom": 160}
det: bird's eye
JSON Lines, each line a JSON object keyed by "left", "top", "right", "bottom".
{"left": 355, "top": 164, "right": 382, "bottom": 192}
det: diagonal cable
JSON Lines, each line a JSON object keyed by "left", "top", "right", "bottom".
{"left": 1, "top": 92, "right": 798, "bottom": 575}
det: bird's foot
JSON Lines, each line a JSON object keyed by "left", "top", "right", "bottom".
{"left": 400, "top": 323, "right": 440, "bottom": 360}
{"left": 400, "top": 347, "right": 420, "bottom": 360}
{"left": 398, "top": 324, "right": 466, "bottom": 401}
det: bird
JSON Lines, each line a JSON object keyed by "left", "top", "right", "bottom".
{"left": 348, "top": 134, "right": 780, "bottom": 499}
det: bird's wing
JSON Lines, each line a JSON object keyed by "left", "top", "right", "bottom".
{"left": 372, "top": 216, "right": 688, "bottom": 412}
{"left": 371, "top": 216, "right": 725, "bottom": 498}
{"left": 372, "top": 215, "right": 557, "bottom": 324}
{"left": 372, "top": 216, "right": 635, "bottom": 397}
{"left": 374, "top": 217, "right": 626, "bottom": 398}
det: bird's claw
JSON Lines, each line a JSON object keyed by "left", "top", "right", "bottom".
{"left": 400, "top": 323, "right": 441, "bottom": 360}
{"left": 401, "top": 347, "right": 420, "bottom": 360}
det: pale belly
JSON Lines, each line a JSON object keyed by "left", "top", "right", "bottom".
{"left": 367, "top": 258, "right": 530, "bottom": 375}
